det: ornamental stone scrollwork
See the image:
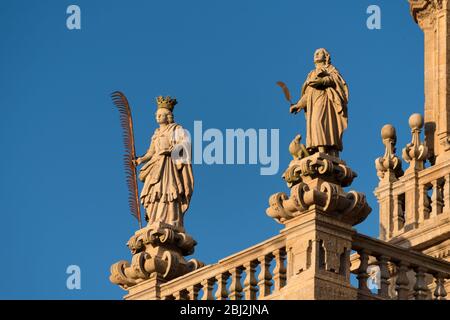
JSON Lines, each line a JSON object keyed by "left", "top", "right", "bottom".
{"left": 409, "top": 0, "right": 443, "bottom": 25}
{"left": 283, "top": 148, "right": 356, "bottom": 188}
{"left": 375, "top": 124, "right": 404, "bottom": 182}
{"left": 402, "top": 113, "right": 428, "bottom": 174}
{"left": 267, "top": 152, "right": 371, "bottom": 226}
{"left": 110, "top": 222, "right": 205, "bottom": 290}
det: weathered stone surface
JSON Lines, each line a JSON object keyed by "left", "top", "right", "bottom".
{"left": 267, "top": 153, "right": 370, "bottom": 226}
{"left": 110, "top": 222, "right": 204, "bottom": 289}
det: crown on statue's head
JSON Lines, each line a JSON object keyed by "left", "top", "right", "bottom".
{"left": 156, "top": 96, "right": 177, "bottom": 111}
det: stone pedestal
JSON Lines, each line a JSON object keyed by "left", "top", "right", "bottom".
{"left": 277, "top": 208, "right": 357, "bottom": 300}
{"left": 266, "top": 153, "right": 371, "bottom": 226}
{"left": 109, "top": 222, "right": 204, "bottom": 291}
{"left": 266, "top": 151, "right": 371, "bottom": 299}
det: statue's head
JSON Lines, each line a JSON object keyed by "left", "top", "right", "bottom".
{"left": 314, "top": 48, "right": 331, "bottom": 65}
{"left": 155, "top": 107, "right": 173, "bottom": 125}
{"left": 155, "top": 96, "right": 177, "bottom": 124}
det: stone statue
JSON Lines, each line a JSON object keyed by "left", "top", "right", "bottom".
{"left": 290, "top": 48, "right": 349, "bottom": 157}
{"left": 134, "top": 96, "right": 194, "bottom": 232}
{"left": 110, "top": 94, "right": 202, "bottom": 289}
{"left": 267, "top": 49, "right": 370, "bottom": 226}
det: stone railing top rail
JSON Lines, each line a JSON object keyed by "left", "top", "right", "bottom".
{"left": 387, "top": 158, "right": 450, "bottom": 190}
{"left": 352, "top": 233, "right": 450, "bottom": 277}
{"left": 416, "top": 159, "right": 450, "bottom": 185}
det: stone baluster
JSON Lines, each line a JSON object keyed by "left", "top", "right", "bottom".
{"left": 356, "top": 249, "right": 370, "bottom": 293}
{"left": 437, "top": 180, "right": 444, "bottom": 214}
{"left": 272, "top": 248, "right": 286, "bottom": 291}
{"left": 187, "top": 284, "right": 202, "bottom": 300}
{"left": 228, "top": 267, "right": 244, "bottom": 300}
{"left": 395, "top": 262, "right": 410, "bottom": 300}
{"left": 174, "top": 289, "right": 189, "bottom": 300}
{"left": 173, "top": 292, "right": 181, "bottom": 300}
{"left": 433, "top": 274, "right": 448, "bottom": 300}
{"left": 419, "top": 184, "right": 431, "bottom": 223}
{"left": 444, "top": 174, "right": 450, "bottom": 212}
{"left": 201, "top": 278, "right": 215, "bottom": 300}
{"left": 243, "top": 260, "right": 259, "bottom": 300}
{"left": 413, "top": 267, "right": 429, "bottom": 300}
{"left": 377, "top": 255, "right": 390, "bottom": 298}
{"left": 429, "top": 181, "right": 438, "bottom": 219}
{"left": 215, "top": 272, "right": 230, "bottom": 300}
{"left": 430, "top": 179, "right": 444, "bottom": 217}
{"left": 257, "top": 254, "right": 273, "bottom": 298}
{"left": 393, "top": 194, "right": 405, "bottom": 234}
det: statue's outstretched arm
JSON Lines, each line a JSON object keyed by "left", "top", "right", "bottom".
{"left": 290, "top": 93, "right": 308, "bottom": 114}
{"left": 136, "top": 142, "right": 155, "bottom": 165}
{"left": 289, "top": 77, "right": 309, "bottom": 114}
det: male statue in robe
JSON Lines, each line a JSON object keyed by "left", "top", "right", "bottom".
{"left": 290, "top": 48, "right": 349, "bottom": 157}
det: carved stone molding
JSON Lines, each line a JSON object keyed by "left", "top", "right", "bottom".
{"left": 267, "top": 153, "right": 371, "bottom": 226}
{"left": 282, "top": 152, "right": 357, "bottom": 188}
{"left": 409, "top": 0, "right": 444, "bottom": 24}
{"left": 110, "top": 222, "right": 204, "bottom": 290}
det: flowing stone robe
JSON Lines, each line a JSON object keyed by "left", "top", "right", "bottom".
{"left": 138, "top": 123, "right": 194, "bottom": 231}
{"left": 298, "top": 64, "right": 349, "bottom": 152}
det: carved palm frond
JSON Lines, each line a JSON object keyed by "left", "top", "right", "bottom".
{"left": 276, "top": 81, "right": 292, "bottom": 103}
{"left": 111, "top": 91, "right": 142, "bottom": 228}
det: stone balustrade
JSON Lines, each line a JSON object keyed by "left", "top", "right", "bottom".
{"left": 125, "top": 233, "right": 287, "bottom": 300}
{"left": 375, "top": 115, "right": 450, "bottom": 247}
{"left": 123, "top": 218, "right": 450, "bottom": 300}
{"left": 350, "top": 233, "right": 450, "bottom": 300}
{"left": 377, "top": 158, "right": 450, "bottom": 241}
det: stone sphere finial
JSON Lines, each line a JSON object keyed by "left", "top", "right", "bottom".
{"left": 403, "top": 113, "right": 428, "bottom": 174}
{"left": 381, "top": 124, "right": 396, "bottom": 140}
{"left": 408, "top": 113, "right": 423, "bottom": 130}
{"left": 376, "top": 124, "right": 403, "bottom": 182}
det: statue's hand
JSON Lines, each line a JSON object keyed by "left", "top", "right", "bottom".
{"left": 133, "top": 158, "right": 142, "bottom": 166}
{"left": 290, "top": 104, "right": 300, "bottom": 114}
{"left": 308, "top": 78, "right": 323, "bottom": 88}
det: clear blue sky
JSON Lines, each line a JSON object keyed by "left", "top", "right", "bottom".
{"left": 0, "top": 0, "right": 424, "bottom": 299}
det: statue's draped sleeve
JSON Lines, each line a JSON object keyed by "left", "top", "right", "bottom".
{"left": 172, "top": 125, "right": 194, "bottom": 211}
{"left": 326, "top": 65, "right": 349, "bottom": 120}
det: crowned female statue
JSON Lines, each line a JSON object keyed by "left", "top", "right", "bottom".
{"left": 134, "top": 96, "right": 194, "bottom": 232}
{"left": 290, "top": 48, "right": 349, "bottom": 157}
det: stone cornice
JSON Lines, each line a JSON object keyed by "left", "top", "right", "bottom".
{"left": 409, "top": 0, "right": 444, "bottom": 23}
